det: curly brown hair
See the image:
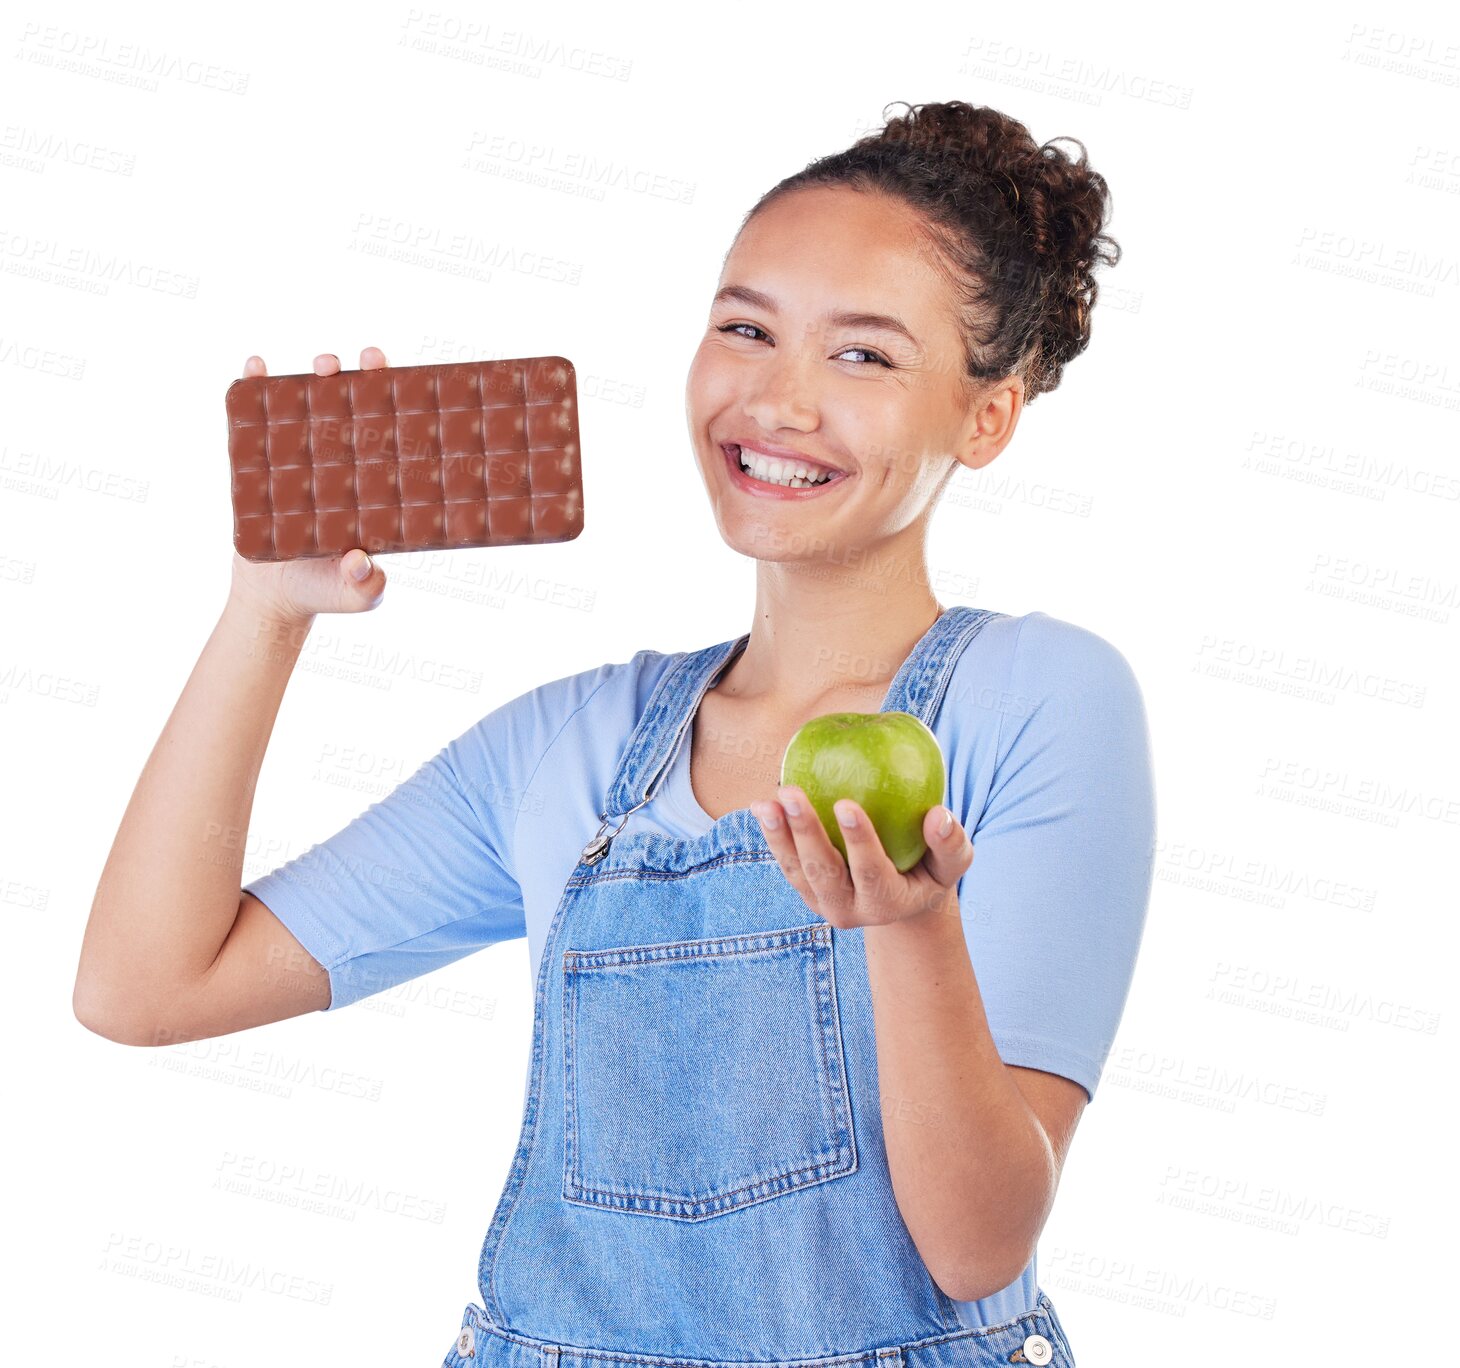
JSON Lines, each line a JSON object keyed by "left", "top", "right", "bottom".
{"left": 742, "top": 100, "right": 1121, "bottom": 404}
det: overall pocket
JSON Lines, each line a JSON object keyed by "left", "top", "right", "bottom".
{"left": 561, "top": 921, "right": 856, "bottom": 1221}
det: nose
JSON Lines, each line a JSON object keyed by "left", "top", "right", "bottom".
{"left": 742, "top": 349, "right": 820, "bottom": 436}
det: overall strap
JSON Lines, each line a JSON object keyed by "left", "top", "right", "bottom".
{"left": 579, "top": 633, "right": 748, "bottom": 863}
{"left": 880, "top": 604, "right": 1003, "bottom": 724}
{"left": 579, "top": 605, "right": 1002, "bottom": 864}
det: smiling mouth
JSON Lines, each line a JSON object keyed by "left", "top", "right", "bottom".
{"left": 721, "top": 443, "right": 846, "bottom": 490}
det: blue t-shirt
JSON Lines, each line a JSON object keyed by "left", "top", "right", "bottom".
{"left": 244, "top": 609, "right": 1155, "bottom": 1106}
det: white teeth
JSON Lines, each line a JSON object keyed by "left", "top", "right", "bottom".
{"left": 734, "top": 446, "right": 835, "bottom": 489}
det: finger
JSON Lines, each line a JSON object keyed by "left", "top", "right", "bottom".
{"left": 832, "top": 799, "right": 903, "bottom": 917}
{"left": 750, "top": 801, "right": 818, "bottom": 906}
{"left": 920, "top": 804, "right": 974, "bottom": 889}
{"left": 242, "top": 355, "right": 267, "bottom": 377}
{"left": 340, "top": 548, "right": 386, "bottom": 607}
{"left": 777, "top": 786, "right": 854, "bottom": 915}
{"left": 314, "top": 352, "right": 341, "bottom": 376}
{"left": 361, "top": 346, "right": 388, "bottom": 369}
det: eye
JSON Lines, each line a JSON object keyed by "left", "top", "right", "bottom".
{"left": 718, "top": 322, "right": 767, "bottom": 342}
{"left": 834, "top": 345, "right": 893, "bottom": 368}
{"left": 715, "top": 324, "right": 894, "bottom": 368}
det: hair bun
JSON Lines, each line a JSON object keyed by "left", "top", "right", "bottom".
{"left": 865, "top": 101, "right": 1091, "bottom": 261}
{"left": 863, "top": 101, "right": 1121, "bottom": 397}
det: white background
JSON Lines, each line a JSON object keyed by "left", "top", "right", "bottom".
{"left": 4, "top": 0, "right": 1457, "bottom": 1362}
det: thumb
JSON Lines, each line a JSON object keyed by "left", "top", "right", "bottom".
{"left": 920, "top": 805, "right": 973, "bottom": 888}
{"left": 340, "top": 549, "right": 386, "bottom": 608}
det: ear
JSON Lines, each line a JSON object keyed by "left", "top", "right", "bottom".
{"left": 954, "top": 374, "right": 1024, "bottom": 474}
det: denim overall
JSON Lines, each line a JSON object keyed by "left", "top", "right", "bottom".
{"left": 440, "top": 605, "right": 1077, "bottom": 1367}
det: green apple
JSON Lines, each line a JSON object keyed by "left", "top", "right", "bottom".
{"left": 780, "top": 711, "right": 947, "bottom": 873}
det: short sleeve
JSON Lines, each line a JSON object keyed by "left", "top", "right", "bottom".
{"left": 956, "top": 613, "right": 1156, "bottom": 1103}
{"left": 244, "top": 721, "right": 527, "bottom": 1012}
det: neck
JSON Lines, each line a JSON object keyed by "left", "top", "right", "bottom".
{"left": 717, "top": 538, "right": 945, "bottom": 712}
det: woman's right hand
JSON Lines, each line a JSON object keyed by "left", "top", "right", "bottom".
{"left": 228, "top": 346, "right": 390, "bottom": 625}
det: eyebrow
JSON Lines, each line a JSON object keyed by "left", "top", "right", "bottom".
{"left": 712, "top": 284, "right": 922, "bottom": 349}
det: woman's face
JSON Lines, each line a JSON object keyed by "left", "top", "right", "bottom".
{"left": 685, "top": 184, "right": 1011, "bottom": 568}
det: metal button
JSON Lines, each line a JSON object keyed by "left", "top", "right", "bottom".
{"left": 457, "top": 1325, "right": 475, "bottom": 1357}
{"left": 1022, "top": 1332, "right": 1052, "bottom": 1365}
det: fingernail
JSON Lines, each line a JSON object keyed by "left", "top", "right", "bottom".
{"left": 779, "top": 790, "right": 801, "bottom": 818}
{"left": 938, "top": 807, "right": 954, "bottom": 838}
{"left": 350, "top": 552, "right": 373, "bottom": 581}
{"left": 754, "top": 804, "right": 780, "bottom": 831}
{"left": 835, "top": 802, "right": 858, "bottom": 828}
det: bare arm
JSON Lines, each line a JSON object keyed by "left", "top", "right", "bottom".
{"left": 75, "top": 593, "right": 322, "bottom": 1043}
{"left": 73, "top": 347, "right": 392, "bottom": 1046}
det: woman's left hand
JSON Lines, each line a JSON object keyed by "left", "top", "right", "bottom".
{"left": 750, "top": 786, "right": 974, "bottom": 930}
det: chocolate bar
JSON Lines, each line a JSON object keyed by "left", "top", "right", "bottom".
{"left": 227, "top": 356, "right": 583, "bottom": 561}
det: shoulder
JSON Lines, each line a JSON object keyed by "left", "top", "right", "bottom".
{"left": 443, "top": 643, "right": 692, "bottom": 787}
{"left": 948, "top": 612, "right": 1154, "bottom": 849}
{"left": 994, "top": 613, "right": 1152, "bottom": 793}
{"left": 462, "top": 646, "right": 680, "bottom": 749}
{"left": 944, "top": 609, "right": 1147, "bottom": 762}
{"left": 1004, "top": 611, "right": 1143, "bottom": 709}
{"left": 948, "top": 603, "right": 1140, "bottom": 694}
{"left": 517, "top": 645, "right": 682, "bottom": 721}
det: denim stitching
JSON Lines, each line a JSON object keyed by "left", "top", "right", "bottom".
{"left": 568, "top": 852, "right": 781, "bottom": 887}
{"left": 812, "top": 927, "right": 855, "bottom": 1168}
{"left": 927, "top": 610, "right": 978, "bottom": 717}
{"left": 472, "top": 1295, "right": 1066, "bottom": 1368}
{"left": 612, "top": 636, "right": 749, "bottom": 817}
{"left": 1034, "top": 1290, "right": 1077, "bottom": 1364}
{"left": 634, "top": 642, "right": 733, "bottom": 805}
{"left": 561, "top": 936, "right": 579, "bottom": 1199}
{"left": 563, "top": 1151, "right": 858, "bottom": 1220}
{"left": 476, "top": 874, "right": 589, "bottom": 1323}
{"left": 560, "top": 924, "right": 856, "bottom": 1219}
{"left": 564, "top": 922, "right": 825, "bottom": 966}
{"left": 813, "top": 928, "right": 841, "bottom": 1157}
{"left": 610, "top": 639, "right": 742, "bottom": 817}
{"left": 603, "top": 651, "right": 685, "bottom": 816}
{"left": 825, "top": 928, "right": 860, "bottom": 1175}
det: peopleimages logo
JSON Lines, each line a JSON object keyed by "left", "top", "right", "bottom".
{"left": 1206, "top": 962, "right": 1442, "bottom": 1035}
{"left": 213, "top": 1152, "right": 448, "bottom": 1224}
{"left": 1103, "top": 1046, "right": 1328, "bottom": 1117}
{"left": 1156, "top": 1166, "right": 1391, "bottom": 1240}
{"left": 99, "top": 1232, "right": 331, "bottom": 1305}
{"left": 1046, "top": 1247, "right": 1277, "bottom": 1320}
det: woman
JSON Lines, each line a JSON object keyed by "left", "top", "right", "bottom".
{"left": 76, "top": 101, "right": 1154, "bottom": 1366}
